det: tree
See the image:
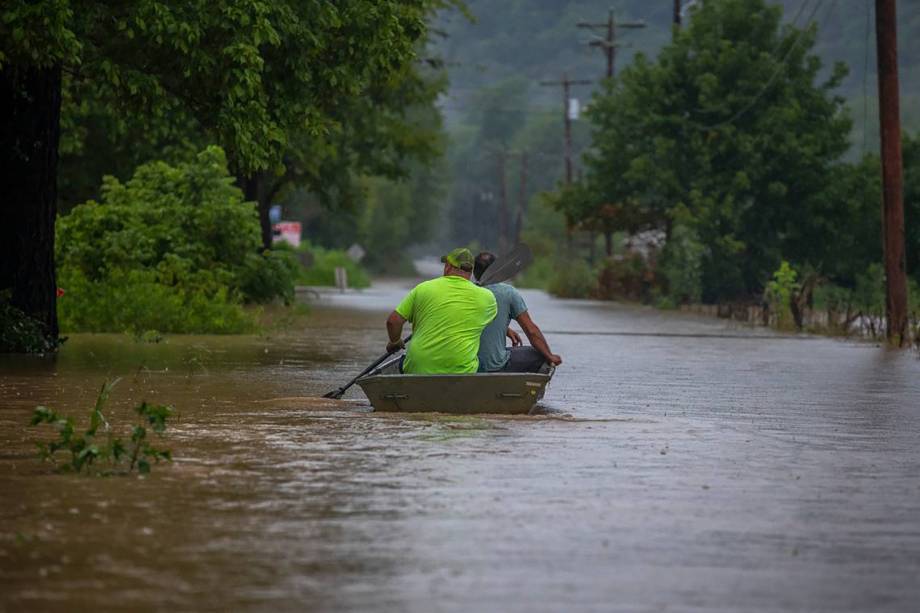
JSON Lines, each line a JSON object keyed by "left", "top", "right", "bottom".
{"left": 584, "top": 0, "right": 852, "bottom": 302}
{"left": 903, "top": 132, "right": 920, "bottom": 283}
{"left": 1, "top": 0, "right": 441, "bottom": 348}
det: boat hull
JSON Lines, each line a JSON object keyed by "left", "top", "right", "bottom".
{"left": 357, "top": 360, "right": 553, "bottom": 414}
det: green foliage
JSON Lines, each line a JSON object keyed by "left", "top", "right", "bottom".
{"left": 359, "top": 162, "right": 446, "bottom": 274}
{"left": 812, "top": 270, "right": 920, "bottom": 338}
{"left": 547, "top": 258, "right": 596, "bottom": 299}
{"left": 238, "top": 250, "right": 299, "bottom": 305}
{"left": 56, "top": 147, "right": 292, "bottom": 333}
{"left": 659, "top": 208, "right": 706, "bottom": 305}
{"left": 765, "top": 261, "right": 800, "bottom": 330}
{"left": 3, "top": 1, "right": 438, "bottom": 176}
{"left": 0, "top": 294, "right": 61, "bottom": 353}
{"left": 851, "top": 263, "right": 887, "bottom": 322}
{"left": 516, "top": 256, "right": 554, "bottom": 290}
{"left": 296, "top": 243, "right": 370, "bottom": 289}
{"left": 903, "top": 133, "right": 920, "bottom": 282}
{"left": 57, "top": 268, "right": 257, "bottom": 334}
{"left": 30, "top": 379, "right": 174, "bottom": 475}
{"left": 585, "top": 0, "right": 852, "bottom": 302}
{"left": 595, "top": 255, "right": 653, "bottom": 302}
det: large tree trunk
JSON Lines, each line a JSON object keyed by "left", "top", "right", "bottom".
{"left": 238, "top": 171, "right": 273, "bottom": 251}
{"left": 0, "top": 64, "right": 63, "bottom": 346}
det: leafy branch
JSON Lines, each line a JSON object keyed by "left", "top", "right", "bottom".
{"left": 30, "top": 379, "right": 175, "bottom": 475}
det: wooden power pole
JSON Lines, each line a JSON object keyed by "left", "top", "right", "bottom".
{"left": 578, "top": 11, "right": 646, "bottom": 79}
{"left": 514, "top": 151, "right": 528, "bottom": 245}
{"left": 875, "top": 0, "right": 909, "bottom": 345}
{"left": 674, "top": 0, "right": 682, "bottom": 29}
{"left": 540, "top": 74, "right": 592, "bottom": 184}
{"left": 497, "top": 150, "right": 508, "bottom": 253}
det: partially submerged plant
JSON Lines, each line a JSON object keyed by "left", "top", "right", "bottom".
{"left": 30, "top": 379, "right": 174, "bottom": 475}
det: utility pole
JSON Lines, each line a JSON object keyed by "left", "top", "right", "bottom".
{"left": 674, "top": 0, "right": 682, "bottom": 29}
{"left": 578, "top": 11, "right": 645, "bottom": 259}
{"left": 540, "top": 73, "right": 592, "bottom": 184}
{"left": 578, "top": 11, "right": 646, "bottom": 79}
{"left": 497, "top": 150, "right": 508, "bottom": 253}
{"left": 875, "top": 0, "right": 909, "bottom": 345}
{"left": 514, "top": 151, "right": 528, "bottom": 245}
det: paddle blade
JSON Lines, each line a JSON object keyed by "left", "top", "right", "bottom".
{"left": 477, "top": 243, "right": 533, "bottom": 286}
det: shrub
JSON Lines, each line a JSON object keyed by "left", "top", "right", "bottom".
{"left": 595, "top": 254, "right": 653, "bottom": 302}
{"left": 765, "top": 261, "right": 799, "bottom": 330}
{"left": 30, "top": 379, "right": 174, "bottom": 475}
{"left": 297, "top": 243, "right": 370, "bottom": 288}
{"left": 547, "top": 258, "right": 596, "bottom": 298}
{"left": 58, "top": 268, "right": 257, "bottom": 334}
{"left": 516, "top": 255, "right": 554, "bottom": 289}
{"left": 0, "top": 294, "right": 61, "bottom": 353}
{"left": 659, "top": 218, "right": 705, "bottom": 305}
{"left": 56, "top": 147, "right": 291, "bottom": 333}
{"left": 238, "top": 250, "right": 299, "bottom": 305}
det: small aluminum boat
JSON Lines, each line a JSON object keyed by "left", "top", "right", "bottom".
{"left": 357, "top": 358, "right": 554, "bottom": 414}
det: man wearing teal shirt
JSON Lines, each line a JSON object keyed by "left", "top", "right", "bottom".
{"left": 474, "top": 251, "right": 562, "bottom": 373}
{"left": 385, "top": 248, "right": 497, "bottom": 374}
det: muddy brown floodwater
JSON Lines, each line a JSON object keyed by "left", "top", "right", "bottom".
{"left": 2, "top": 279, "right": 920, "bottom": 612}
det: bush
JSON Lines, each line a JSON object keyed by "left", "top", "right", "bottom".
{"left": 56, "top": 147, "right": 291, "bottom": 334}
{"left": 765, "top": 261, "right": 799, "bottom": 330}
{"left": 659, "top": 217, "right": 705, "bottom": 305}
{"left": 516, "top": 255, "right": 554, "bottom": 289}
{"left": 58, "top": 268, "right": 257, "bottom": 334}
{"left": 296, "top": 243, "right": 370, "bottom": 288}
{"left": 0, "top": 295, "right": 61, "bottom": 353}
{"left": 595, "top": 254, "right": 653, "bottom": 302}
{"left": 238, "top": 250, "right": 299, "bottom": 305}
{"left": 547, "top": 258, "right": 596, "bottom": 298}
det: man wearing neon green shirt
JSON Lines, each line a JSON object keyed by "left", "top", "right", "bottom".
{"left": 385, "top": 248, "right": 497, "bottom": 374}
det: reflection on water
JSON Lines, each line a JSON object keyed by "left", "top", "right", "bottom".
{"left": 2, "top": 281, "right": 920, "bottom": 612}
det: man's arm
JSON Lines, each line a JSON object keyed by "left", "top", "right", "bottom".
{"left": 516, "top": 311, "right": 562, "bottom": 366}
{"left": 386, "top": 311, "right": 407, "bottom": 353}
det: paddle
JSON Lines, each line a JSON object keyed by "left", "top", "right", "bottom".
{"left": 476, "top": 243, "right": 533, "bottom": 286}
{"left": 321, "top": 244, "right": 532, "bottom": 399}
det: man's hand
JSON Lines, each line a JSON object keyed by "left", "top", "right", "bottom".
{"left": 506, "top": 328, "right": 522, "bottom": 347}
{"left": 516, "top": 311, "right": 561, "bottom": 368}
{"left": 386, "top": 339, "right": 405, "bottom": 353}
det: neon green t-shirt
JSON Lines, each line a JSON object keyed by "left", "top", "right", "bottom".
{"left": 395, "top": 275, "right": 497, "bottom": 374}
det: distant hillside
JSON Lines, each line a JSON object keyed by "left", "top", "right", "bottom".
{"left": 434, "top": 0, "right": 920, "bottom": 149}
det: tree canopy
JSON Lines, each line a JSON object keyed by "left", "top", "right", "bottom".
{"left": 1, "top": 0, "right": 453, "bottom": 348}
{"left": 582, "top": 0, "right": 854, "bottom": 301}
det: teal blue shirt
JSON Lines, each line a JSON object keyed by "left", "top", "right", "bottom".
{"left": 477, "top": 283, "right": 528, "bottom": 372}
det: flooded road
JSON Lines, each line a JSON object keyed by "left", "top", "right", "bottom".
{"left": 2, "top": 279, "right": 919, "bottom": 612}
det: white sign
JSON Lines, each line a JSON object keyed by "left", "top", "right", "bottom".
{"left": 346, "top": 243, "right": 366, "bottom": 263}
{"left": 568, "top": 97, "right": 580, "bottom": 120}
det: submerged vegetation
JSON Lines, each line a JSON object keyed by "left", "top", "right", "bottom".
{"left": 30, "top": 380, "right": 174, "bottom": 475}
{"left": 0, "top": 296, "right": 63, "bottom": 354}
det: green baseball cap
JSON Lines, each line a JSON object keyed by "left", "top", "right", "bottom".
{"left": 440, "top": 247, "right": 474, "bottom": 271}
